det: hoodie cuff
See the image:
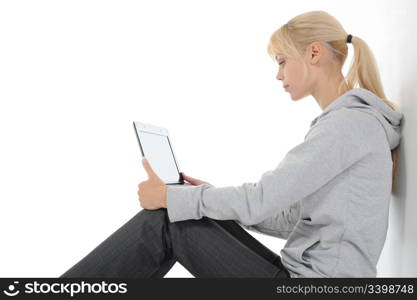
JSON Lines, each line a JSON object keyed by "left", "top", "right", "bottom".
{"left": 166, "top": 185, "right": 204, "bottom": 222}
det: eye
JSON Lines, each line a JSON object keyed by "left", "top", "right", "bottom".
{"left": 279, "top": 60, "right": 285, "bottom": 65}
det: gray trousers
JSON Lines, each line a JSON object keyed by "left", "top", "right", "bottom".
{"left": 60, "top": 208, "right": 291, "bottom": 278}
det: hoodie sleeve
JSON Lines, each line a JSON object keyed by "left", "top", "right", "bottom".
{"left": 237, "top": 201, "right": 301, "bottom": 240}
{"left": 166, "top": 108, "right": 376, "bottom": 225}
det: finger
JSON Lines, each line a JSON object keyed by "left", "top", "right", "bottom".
{"left": 183, "top": 175, "right": 197, "bottom": 183}
{"left": 142, "top": 157, "right": 157, "bottom": 178}
{"left": 182, "top": 173, "right": 195, "bottom": 180}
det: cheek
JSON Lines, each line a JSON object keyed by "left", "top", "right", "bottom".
{"left": 286, "top": 66, "right": 309, "bottom": 98}
{"left": 284, "top": 67, "right": 297, "bottom": 87}
{"left": 292, "top": 64, "right": 304, "bottom": 79}
{"left": 289, "top": 65, "right": 309, "bottom": 88}
{"left": 284, "top": 64, "right": 297, "bottom": 82}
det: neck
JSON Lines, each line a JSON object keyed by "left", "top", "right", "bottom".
{"left": 312, "top": 72, "right": 348, "bottom": 111}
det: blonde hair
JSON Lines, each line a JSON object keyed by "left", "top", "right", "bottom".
{"left": 267, "top": 10, "right": 401, "bottom": 194}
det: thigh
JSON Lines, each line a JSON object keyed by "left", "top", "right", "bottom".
{"left": 212, "top": 218, "right": 290, "bottom": 277}
{"left": 169, "top": 215, "right": 290, "bottom": 278}
{"left": 213, "top": 219, "right": 280, "bottom": 265}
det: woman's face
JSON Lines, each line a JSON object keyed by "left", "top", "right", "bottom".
{"left": 275, "top": 52, "right": 314, "bottom": 101}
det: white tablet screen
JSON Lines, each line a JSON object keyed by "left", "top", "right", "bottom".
{"left": 138, "top": 131, "right": 180, "bottom": 184}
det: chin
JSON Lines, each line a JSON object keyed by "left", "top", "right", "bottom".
{"left": 290, "top": 91, "right": 308, "bottom": 101}
{"left": 289, "top": 93, "right": 303, "bottom": 101}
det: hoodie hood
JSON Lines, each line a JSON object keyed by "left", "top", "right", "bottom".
{"left": 310, "top": 88, "right": 404, "bottom": 150}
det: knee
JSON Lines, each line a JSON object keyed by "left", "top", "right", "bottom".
{"left": 134, "top": 208, "right": 169, "bottom": 228}
{"left": 166, "top": 215, "right": 213, "bottom": 238}
{"left": 139, "top": 208, "right": 168, "bottom": 218}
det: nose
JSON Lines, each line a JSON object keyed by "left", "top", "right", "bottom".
{"left": 276, "top": 69, "right": 284, "bottom": 81}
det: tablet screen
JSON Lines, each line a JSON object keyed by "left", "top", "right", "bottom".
{"left": 137, "top": 131, "right": 181, "bottom": 184}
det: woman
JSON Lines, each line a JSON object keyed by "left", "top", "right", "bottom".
{"left": 61, "top": 10, "right": 403, "bottom": 278}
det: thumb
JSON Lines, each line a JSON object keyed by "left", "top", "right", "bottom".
{"left": 142, "top": 157, "right": 157, "bottom": 179}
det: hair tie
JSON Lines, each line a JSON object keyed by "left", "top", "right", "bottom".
{"left": 346, "top": 34, "right": 353, "bottom": 44}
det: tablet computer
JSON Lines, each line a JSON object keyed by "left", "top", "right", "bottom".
{"left": 133, "top": 121, "right": 185, "bottom": 185}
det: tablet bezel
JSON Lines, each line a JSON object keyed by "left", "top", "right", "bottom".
{"left": 133, "top": 121, "right": 185, "bottom": 185}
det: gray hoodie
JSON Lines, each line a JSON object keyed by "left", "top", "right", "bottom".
{"left": 166, "top": 88, "right": 404, "bottom": 277}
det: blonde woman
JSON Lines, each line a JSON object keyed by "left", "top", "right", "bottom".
{"left": 61, "top": 10, "right": 403, "bottom": 278}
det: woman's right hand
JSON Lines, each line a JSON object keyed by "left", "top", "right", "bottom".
{"left": 181, "top": 172, "right": 214, "bottom": 187}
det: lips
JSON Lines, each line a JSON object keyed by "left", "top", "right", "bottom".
{"left": 284, "top": 85, "right": 289, "bottom": 90}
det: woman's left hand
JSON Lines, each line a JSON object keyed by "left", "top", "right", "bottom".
{"left": 137, "top": 157, "right": 167, "bottom": 209}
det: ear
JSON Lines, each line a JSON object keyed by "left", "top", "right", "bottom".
{"left": 308, "top": 41, "right": 322, "bottom": 65}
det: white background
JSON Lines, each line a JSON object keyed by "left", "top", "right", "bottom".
{"left": 0, "top": 0, "right": 415, "bottom": 277}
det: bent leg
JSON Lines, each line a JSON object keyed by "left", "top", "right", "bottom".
{"left": 60, "top": 208, "right": 290, "bottom": 278}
